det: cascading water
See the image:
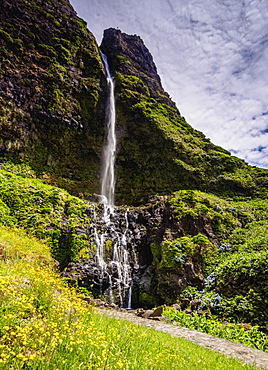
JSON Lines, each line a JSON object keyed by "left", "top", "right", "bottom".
{"left": 100, "top": 51, "right": 116, "bottom": 211}
{"left": 90, "top": 52, "right": 134, "bottom": 307}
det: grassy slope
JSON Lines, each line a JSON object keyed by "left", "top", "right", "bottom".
{"left": 0, "top": 225, "right": 259, "bottom": 370}
{"left": 0, "top": 164, "right": 268, "bottom": 325}
{"left": 0, "top": 162, "right": 93, "bottom": 269}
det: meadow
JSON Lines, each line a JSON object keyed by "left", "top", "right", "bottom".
{"left": 0, "top": 225, "right": 260, "bottom": 370}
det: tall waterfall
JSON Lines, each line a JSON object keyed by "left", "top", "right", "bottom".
{"left": 100, "top": 52, "right": 116, "bottom": 209}
{"left": 90, "top": 52, "right": 134, "bottom": 307}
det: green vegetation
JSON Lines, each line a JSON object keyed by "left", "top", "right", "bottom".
{"left": 0, "top": 0, "right": 105, "bottom": 196}
{"left": 153, "top": 234, "right": 216, "bottom": 272}
{"left": 164, "top": 307, "right": 268, "bottom": 352}
{"left": 215, "top": 251, "right": 268, "bottom": 326}
{"left": 1, "top": 6, "right": 268, "bottom": 363}
{"left": 113, "top": 68, "right": 268, "bottom": 204}
{"left": 0, "top": 164, "right": 92, "bottom": 268}
{"left": 0, "top": 226, "right": 259, "bottom": 369}
{"left": 148, "top": 190, "right": 268, "bottom": 329}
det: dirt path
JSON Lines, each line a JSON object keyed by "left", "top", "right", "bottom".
{"left": 97, "top": 308, "right": 268, "bottom": 369}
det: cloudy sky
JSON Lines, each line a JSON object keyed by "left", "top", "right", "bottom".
{"left": 70, "top": 0, "right": 268, "bottom": 169}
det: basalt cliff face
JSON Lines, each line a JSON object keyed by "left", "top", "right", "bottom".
{"left": 1, "top": 0, "right": 268, "bottom": 322}
{"left": 100, "top": 28, "right": 267, "bottom": 205}
{"left": 1, "top": 6, "right": 267, "bottom": 204}
{"left": 0, "top": 0, "right": 106, "bottom": 196}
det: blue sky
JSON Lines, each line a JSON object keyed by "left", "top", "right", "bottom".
{"left": 70, "top": 0, "right": 268, "bottom": 169}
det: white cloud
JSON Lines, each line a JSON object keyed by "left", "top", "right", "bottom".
{"left": 70, "top": 0, "right": 268, "bottom": 168}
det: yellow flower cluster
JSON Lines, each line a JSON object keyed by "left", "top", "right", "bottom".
{"left": 0, "top": 226, "right": 252, "bottom": 370}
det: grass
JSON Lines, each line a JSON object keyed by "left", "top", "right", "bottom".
{"left": 0, "top": 225, "right": 260, "bottom": 369}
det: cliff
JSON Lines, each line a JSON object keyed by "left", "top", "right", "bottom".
{"left": 0, "top": 0, "right": 268, "bottom": 328}
{"left": 0, "top": 0, "right": 106, "bottom": 196}
{"left": 101, "top": 28, "right": 268, "bottom": 204}
{"left": 1, "top": 4, "right": 267, "bottom": 204}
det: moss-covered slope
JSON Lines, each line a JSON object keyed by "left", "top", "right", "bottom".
{"left": 100, "top": 28, "right": 268, "bottom": 205}
{"left": 0, "top": 0, "right": 106, "bottom": 196}
{"left": 1, "top": 2, "right": 268, "bottom": 206}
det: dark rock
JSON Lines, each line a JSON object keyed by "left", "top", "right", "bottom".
{"left": 141, "top": 310, "right": 154, "bottom": 318}
{"left": 185, "top": 310, "right": 193, "bottom": 315}
{"left": 83, "top": 296, "right": 93, "bottom": 304}
{"left": 149, "top": 306, "right": 163, "bottom": 317}
{"left": 100, "top": 28, "right": 172, "bottom": 106}
{"left": 136, "top": 309, "right": 146, "bottom": 317}
{"left": 190, "top": 299, "right": 202, "bottom": 311}
{"left": 181, "top": 298, "right": 190, "bottom": 310}
{"left": 197, "top": 310, "right": 211, "bottom": 316}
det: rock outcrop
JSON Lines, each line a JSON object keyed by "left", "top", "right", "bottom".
{"left": 0, "top": 0, "right": 106, "bottom": 196}
{"left": 62, "top": 196, "right": 222, "bottom": 308}
{"left": 100, "top": 28, "right": 263, "bottom": 205}
{"left": 100, "top": 28, "right": 174, "bottom": 107}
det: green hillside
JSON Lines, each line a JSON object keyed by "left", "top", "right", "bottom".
{"left": 0, "top": 226, "right": 260, "bottom": 369}
{"left": 0, "top": 0, "right": 268, "bottom": 350}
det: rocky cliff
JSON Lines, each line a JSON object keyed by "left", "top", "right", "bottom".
{"left": 1, "top": 1, "right": 268, "bottom": 326}
{"left": 101, "top": 28, "right": 268, "bottom": 205}
{"left": 1, "top": 5, "right": 268, "bottom": 204}
{"left": 0, "top": 0, "right": 106, "bottom": 196}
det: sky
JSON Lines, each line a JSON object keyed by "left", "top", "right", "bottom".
{"left": 70, "top": 0, "right": 268, "bottom": 169}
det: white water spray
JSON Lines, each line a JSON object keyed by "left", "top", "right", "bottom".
{"left": 90, "top": 52, "right": 134, "bottom": 308}
{"left": 100, "top": 51, "right": 116, "bottom": 210}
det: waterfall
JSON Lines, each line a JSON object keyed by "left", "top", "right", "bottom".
{"left": 100, "top": 51, "right": 116, "bottom": 210}
{"left": 91, "top": 206, "right": 133, "bottom": 307}
{"left": 89, "top": 52, "right": 134, "bottom": 308}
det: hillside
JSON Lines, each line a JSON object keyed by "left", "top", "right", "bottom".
{"left": 100, "top": 28, "right": 268, "bottom": 204}
{"left": 0, "top": 0, "right": 268, "bottom": 339}
{"left": 0, "top": 165, "right": 267, "bottom": 328}
{"left": 1, "top": 1, "right": 268, "bottom": 204}
{"left": 0, "top": 226, "right": 265, "bottom": 369}
{"left": 0, "top": 0, "right": 106, "bottom": 196}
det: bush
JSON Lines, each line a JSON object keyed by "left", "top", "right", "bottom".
{"left": 163, "top": 307, "right": 268, "bottom": 352}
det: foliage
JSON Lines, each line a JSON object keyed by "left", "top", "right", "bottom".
{"left": 0, "top": 226, "right": 258, "bottom": 370}
{"left": 226, "top": 220, "right": 268, "bottom": 252}
{"left": 157, "top": 234, "right": 217, "bottom": 274}
{"left": 214, "top": 251, "right": 268, "bottom": 326}
{"left": 170, "top": 190, "right": 243, "bottom": 238}
{"left": 0, "top": 0, "right": 105, "bottom": 197}
{"left": 0, "top": 167, "right": 93, "bottom": 268}
{"left": 163, "top": 307, "right": 268, "bottom": 352}
{"left": 215, "top": 250, "right": 268, "bottom": 291}
{"left": 111, "top": 45, "right": 268, "bottom": 204}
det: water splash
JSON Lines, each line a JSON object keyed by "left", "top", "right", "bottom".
{"left": 89, "top": 52, "right": 134, "bottom": 307}
{"left": 91, "top": 206, "right": 133, "bottom": 307}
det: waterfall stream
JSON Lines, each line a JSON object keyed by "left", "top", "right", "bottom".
{"left": 100, "top": 51, "right": 116, "bottom": 210}
{"left": 90, "top": 52, "right": 134, "bottom": 307}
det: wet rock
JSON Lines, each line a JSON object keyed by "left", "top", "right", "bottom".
{"left": 190, "top": 299, "right": 202, "bottom": 311}
{"left": 172, "top": 303, "right": 181, "bottom": 311}
{"left": 180, "top": 298, "right": 190, "bottom": 310}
